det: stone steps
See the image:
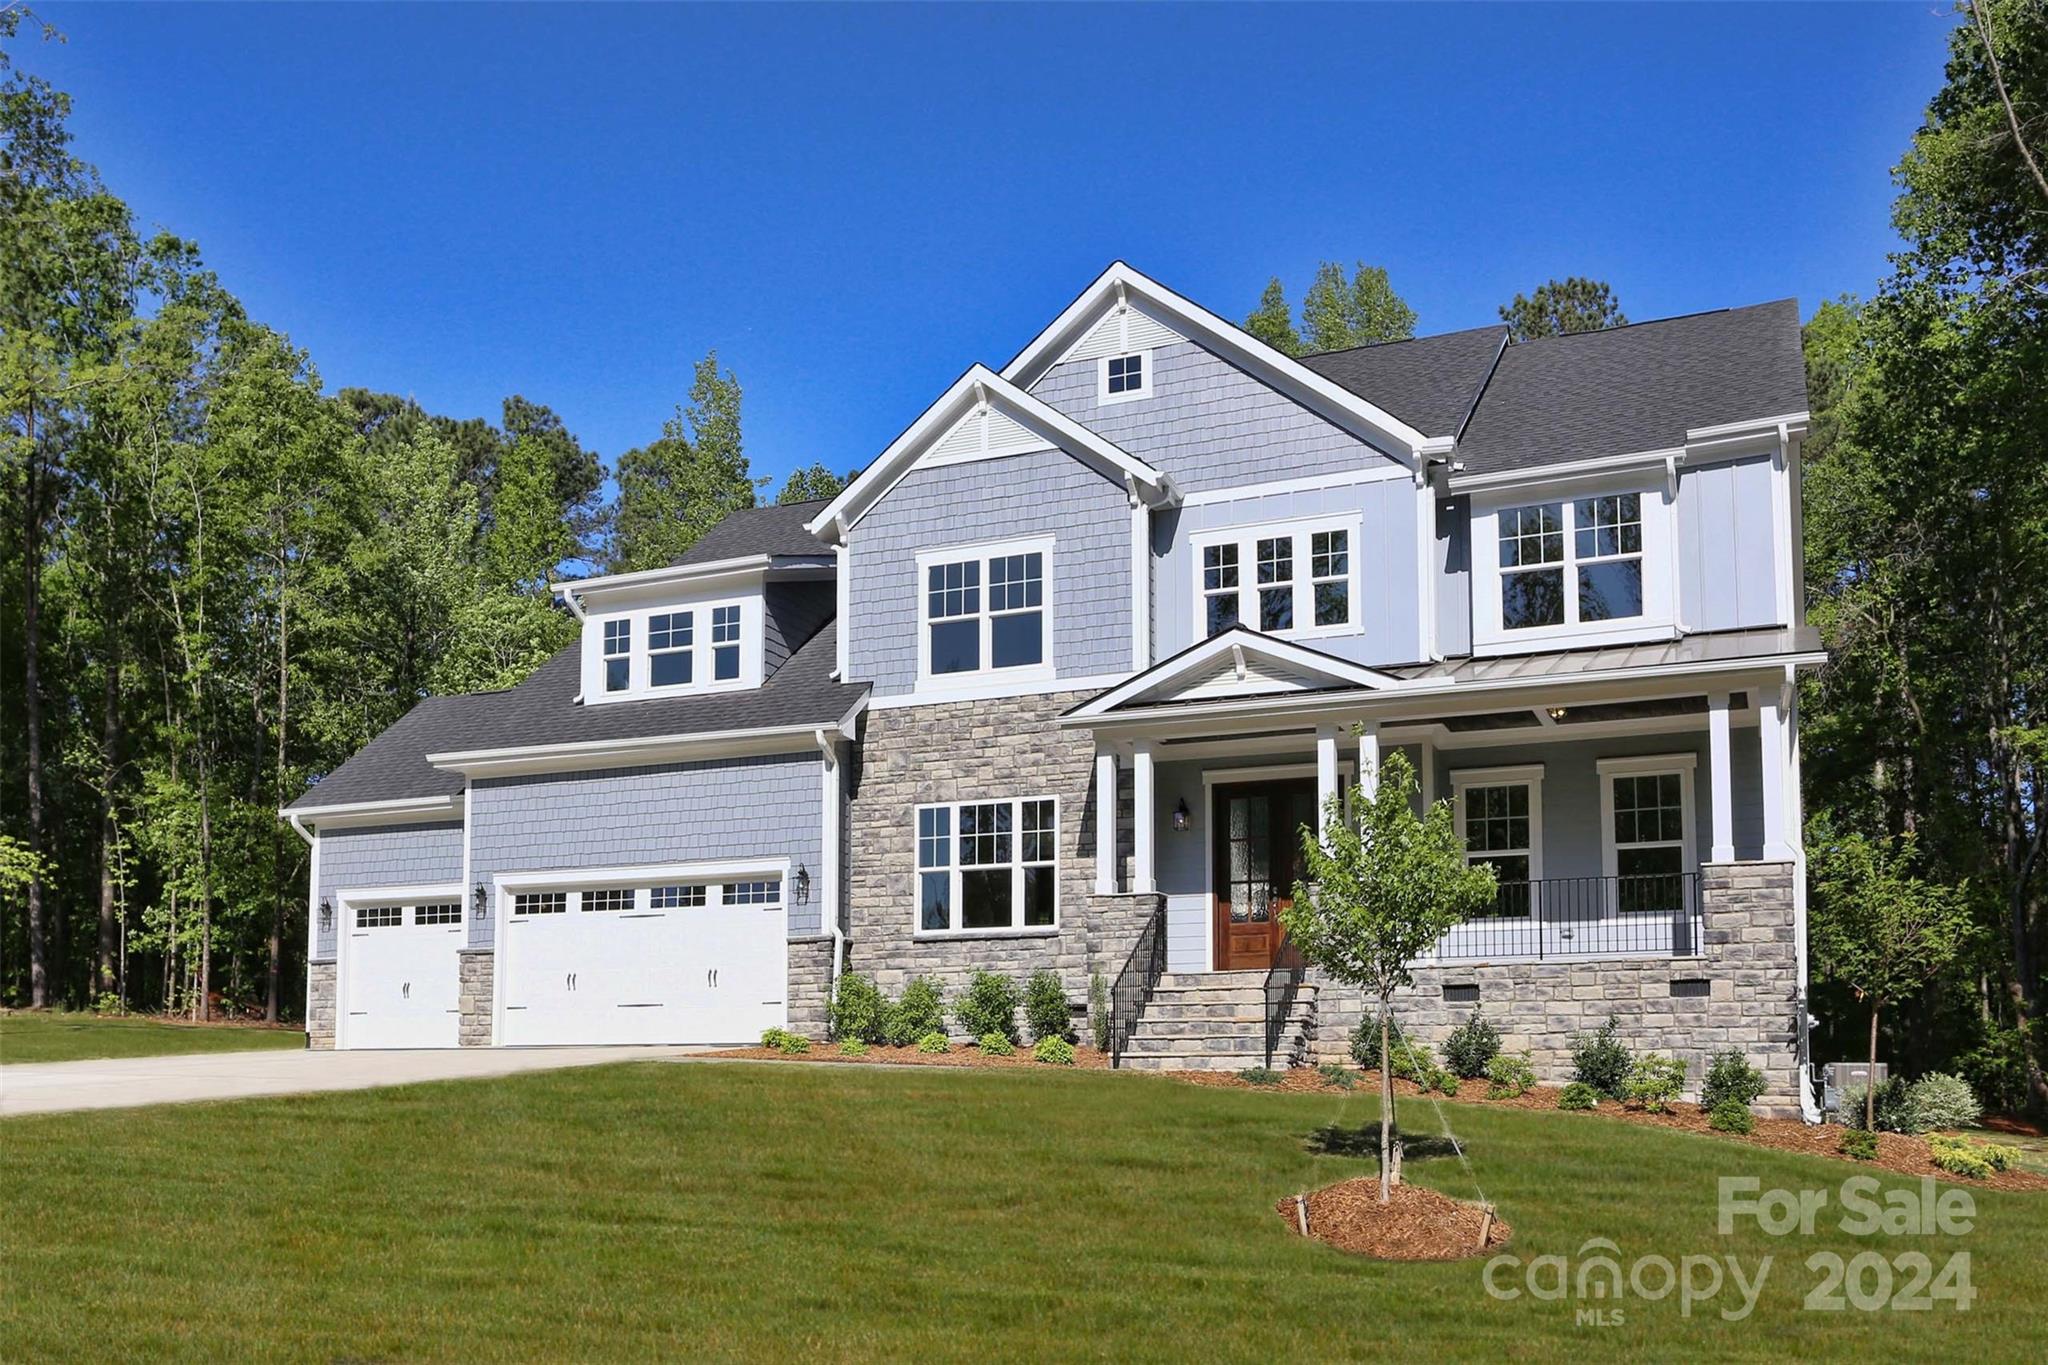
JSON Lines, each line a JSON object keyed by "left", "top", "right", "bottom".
{"left": 1118, "top": 971, "right": 1317, "bottom": 1072}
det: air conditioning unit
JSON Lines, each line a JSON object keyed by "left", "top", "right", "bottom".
{"left": 1820, "top": 1061, "right": 1888, "bottom": 1120}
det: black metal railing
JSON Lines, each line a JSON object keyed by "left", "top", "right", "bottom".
{"left": 1262, "top": 934, "right": 1307, "bottom": 1069}
{"left": 1108, "top": 903, "right": 1167, "bottom": 1069}
{"left": 1435, "top": 873, "right": 1702, "bottom": 962}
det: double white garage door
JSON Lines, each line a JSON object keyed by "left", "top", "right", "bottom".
{"left": 339, "top": 871, "right": 787, "bottom": 1049}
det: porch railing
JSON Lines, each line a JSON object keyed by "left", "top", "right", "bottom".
{"left": 1435, "top": 873, "right": 1702, "bottom": 962}
{"left": 1108, "top": 902, "right": 1167, "bottom": 1069}
{"left": 1262, "top": 933, "right": 1307, "bottom": 1069}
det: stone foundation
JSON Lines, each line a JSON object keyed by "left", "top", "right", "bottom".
{"left": 787, "top": 936, "right": 836, "bottom": 1037}
{"left": 457, "top": 949, "right": 494, "bottom": 1047}
{"left": 307, "top": 960, "right": 336, "bottom": 1049}
{"left": 1311, "top": 861, "right": 1804, "bottom": 1114}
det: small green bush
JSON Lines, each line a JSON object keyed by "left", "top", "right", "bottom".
{"left": 1559, "top": 1082, "right": 1600, "bottom": 1111}
{"left": 1238, "top": 1066, "right": 1281, "bottom": 1086}
{"left": 1485, "top": 1052, "right": 1536, "bottom": 1100}
{"left": 1316, "top": 1062, "right": 1354, "bottom": 1089}
{"left": 1034, "top": 1036, "right": 1076, "bottom": 1066}
{"left": 976, "top": 1031, "right": 1015, "bottom": 1057}
{"left": 1089, "top": 971, "right": 1109, "bottom": 1052}
{"left": 886, "top": 977, "right": 946, "bottom": 1046}
{"left": 915, "top": 1031, "right": 950, "bottom": 1055}
{"left": 1348, "top": 1020, "right": 1433, "bottom": 1080}
{"left": 1839, "top": 1128, "right": 1879, "bottom": 1161}
{"left": 837, "top": 1039, "right": 868, "bottom": 1058}
{"left": 828, "top": 972, "right": 889, "bottom": 1044}
{"left": 954, "top": 969, "right": 1022, "bottom": 1044}
{"left": 1570, "top": 1016, "right": 1634, "bottom": 1098}
{"left": 1929, "top": 1133, "right": 2018, "bottom": 1179}
{"left": 1700, "top": 1049, "right": 1767, "bottom": 1112}
{"left": 1624, "top": 1054, "right": 1687, "bottom": 1113}
{"left": 1024, "top": 971, "right": 1072, "bottom": 1043}
{"left": 1905, "top": 1072, "right": 1982, "bottom": 1133}
{"left": 760, "top": 1028, "right": 810, "bottom": 1055}
{"left": 1437, "top": 1073, "right": 1461, "bottom": 1098}
{"left": 1842, "top": 1077, "right": 1915, "bottom": 1133}
{"left": 1708, "top": 1098, "right": 1755, "bottom": 1134}
{"left": 1440, "top": 1009, "right": 1501, "bottom": 1079}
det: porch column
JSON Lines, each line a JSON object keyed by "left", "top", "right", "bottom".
{"left": 1707, "top": 692, "right": 1735, "bottom": 862}
{"left": 1094, "top": 744, "right": 1119, "bottom": 895}
{"left": 1759, "top": 681, "right": 1796, "bottom": 861}
{"left": 1357, "top": 723, "right": 1381, "bottom": 800}
{"left": 1418, "top": 737, "right": 1436, "bottom": 810}
{"left": 1132, "top": 741, "right": 1157, "bottom": 895}
{"left": 1315, "top": 725, "right": 1340, "bottom": 840}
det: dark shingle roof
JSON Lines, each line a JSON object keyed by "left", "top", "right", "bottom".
{"left": 1297, "top": 325, "right": 1508, "bottom": 438}
{"left": 672, "top": 499, "right": 830, "bottom": 566}
{"left": 289, "top": 618, "right": 862, "bottom": 813}
{"left": 1451, "top": 300, "right": 1807, "bottom": 475}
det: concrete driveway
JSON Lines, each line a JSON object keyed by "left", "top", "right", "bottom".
{"left": 1, "top": 1045, "right": 711, "bottom": 1119}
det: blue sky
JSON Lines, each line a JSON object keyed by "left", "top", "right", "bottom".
{"left": 26, "top": 3, "right": 1953, "bottom": 493}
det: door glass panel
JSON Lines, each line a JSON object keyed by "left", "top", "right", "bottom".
{"left": 1226, "top": 793, "right": 1268, "bottom": 924}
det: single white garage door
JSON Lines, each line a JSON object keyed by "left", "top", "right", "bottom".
{"left": 500, "top": 875, "right": 787, "bottom": 1046}
{"left": 341, "top": 897, "right": 463, "bottom": 1049}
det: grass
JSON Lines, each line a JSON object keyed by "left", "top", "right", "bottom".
{"left": 2, "top": 1061, "right": 2044, "bottom": 1361}
{"left": 0, "top": 1010, "right": 306, "bottom": 1064}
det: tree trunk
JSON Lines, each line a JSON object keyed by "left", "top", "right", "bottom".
{"left": 266, "top": 560, "right": 289, "bottom": 1023}
{"left": 22, "top": 409, "right": 49, "bottom": 1009}
{"left": 95, "top": 631, "right": 122, "bottom": 998}
{"left": 1378, "top": 1003, "right": 1393, "bottom": 1204}
{"left": 1866, "top": 1002, "right": 1881, "bottom": 1131}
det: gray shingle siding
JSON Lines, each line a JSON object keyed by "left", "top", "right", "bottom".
{"left": 763, "top": 581, "right": 835, "bottom": 677}
{"left": 1678, "top": 455, "right": 1783, "bottom": 632}
{"left": 313, "top": 821, "right": 465, "bottom": 960}
{"left": 1030, "top": 339, "right": 1405, "bottom": 495}
{"left": 468, "top": 751, "right": 826, "bottom": 943}
{"left": 846, "top": 446, "right": 1130, "bottom": 696}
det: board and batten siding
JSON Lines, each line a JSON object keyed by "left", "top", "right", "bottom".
{"left": 467, "top": 751, "right": 827, "bottom": 944}
{"left": 1152, "top": 477, "right": 1425, "bottom": 667}
{"left": 1677, "top": 455, "right": 1783, "bottom": 632}
{"left": 1029, "top": 338, "right": 1405, "bottom": 497}
{"left": 1435, "top": 496, "right": 1473, "bottom": 658}
{"left": 312, "top": 821, "right": 465, "bottom": 960}
{"left": 844, "top": 446, "right": 1131, "bottom": 697}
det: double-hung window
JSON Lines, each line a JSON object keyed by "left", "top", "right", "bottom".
{"left": 916, "top": 797, "right": 1058, "bottom": 933}
{"left": 1194, "top": 519, "right": 1357, "bottom": 640}
{"left": 1453, "top": 767, "right": 1543, "bottom": 919}
{"left": 1498, "top": 495, "right": 1644, "bottom": 631}
{"left": 649, "top": 612, "right": 693, "bottom": 688}
{"left": 602, "top": 619, "right": 632, "bottom": 692}
{"left": 711, "top": 605, "right": 742, "bottom": 681}
{"left": 919, "top": 539, "right": 1051, "bottom": 682}
{"left": 1599, "top": 756, "right": 1695, "bottom": 915}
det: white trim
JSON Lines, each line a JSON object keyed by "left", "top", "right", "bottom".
{"left": 1177, "top": 465, "right": 1410, "bottom": 507}
{"left": 1199, "top": 761, "right": 1353, "bottom": 788}
{"left": 1129, "top": 499, "right": 1149, "bottom": 672}
{"left": 494, "top": 858, "right": 790, "bottom": 893}
{"left": 1132, "top": 741, "right": 1157, "bottom": 894}
{"left": 288, "top": 794, "right": 465, "bottom": 830}
{"left": 1596, "top": 756, "right": 1699, "bottom": 883}
{"left": 912, "top": 795, "right": 1062, "bottom": 937}
{"left": 914, "top": 534, "right": 1057, "bottom": 690}
{"left": 870, "top": 671, "right": 1131, "bottom": 711}
{"left": 1449, "top": 448, "right": 1687, "bottom": 494}
{"left": 583, "top": 592, "right": 762, "bottom": 705}
{"left": 1707, "top": 693, "right": 1735, "bottom": 862}
{"left": 1770, "top": 430, "right": 1798, "bottom": 628}
{"left": 1416, "top": 473, "right": 1438, "bottom": 662}
{"left": 426, "top": 700, "right": 867, "bottom": 779}
{"left": 1449, "top": 763, "right": 1548, "bottom": 787}
{"left": 1097, "top": 349, "right": 1154, "bottom": 404}
{"left": 1450, "top": 767, "right": 1545, "bottom": 884}
{"left": 1095, "top": 747, "right": 1119, "bottom": 895}
{"left": 833, "top": 542, "right": 850, "bottom": 680}
{"left": 1684, "top": 411, "right": 1811, "bottom": 444}
{"left": 1470, "top": 483, "right": 1676, "bottom": 652}
{"left": 1189, "top": 514, "right": 1365, "bottom": 644}
{"left": 1595, "top": 752, "right": 1700, "bottom": 776}
{"left": 1068, "top": 628, "right": 1402, "bottom": 719}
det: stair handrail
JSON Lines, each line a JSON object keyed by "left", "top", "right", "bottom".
{"left": 1262, "top": 932, "right": 1308, "bottom": 1069}
{"left": 1108, "top": 901, "right": 1167, "bottom": 1069}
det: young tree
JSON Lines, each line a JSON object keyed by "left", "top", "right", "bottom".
{"left": 608, "top": 352, "right": 760, "bottom": 572}
{"left": 1243, "top": 277, "right": 1302, "bottom": 356}
{"left": 1498, "top": 277, "right": 1627, "bottom": 340}
{"left": 1298, "top": 261, "right": 1417, "bottom": 352}
{"left": 775, "top": 462, "right": 850, "bottom": 505}
{"left": 1809, "top": 827, "right": 1976, "bottom": 1129}
{"left": 1283, "top": 748, "right": 1496, "bottom": 1201}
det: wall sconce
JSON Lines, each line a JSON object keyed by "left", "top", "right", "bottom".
{"left": 1547, "top": 707, "right": 1569, "bottom": 722}
{"left": 1171, "top": 798, "right": 1191, "bottom": 832}
{"left": 317, "top": 899, "right": 333, "bottom": 933}
{"left": 792, "top": 863, "right": 812, "bottom": 905}
{"left": 472, "top": 883, "right": 489, "bottom": 921}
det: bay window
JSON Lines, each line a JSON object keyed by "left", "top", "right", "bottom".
{"left": 916, "top": 796, "right": 1059, "bottom": 933}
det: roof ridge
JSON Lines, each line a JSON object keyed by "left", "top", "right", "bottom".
{"left": 1505, "top": 297, "right": 1797, "bottom": 348}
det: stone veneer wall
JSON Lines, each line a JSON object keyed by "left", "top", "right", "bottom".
{"left": 788, "top": 936, "right": 836, "bottom": 1037}
{"left": 845, "top": 691, "right": 1153, "bottom": 1038}
{"left": 458, "top": 949, "right": 494, "bottom": 1047}
{"left": 307, "top": 961, "right": 336, "bottom": 1049}
{"left": 1310, "top": 861, "right": 1804, "bottom": 1114}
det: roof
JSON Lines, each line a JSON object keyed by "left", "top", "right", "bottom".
{"left": 1449, "top": 301, "right": 1808, "bottom": 476}
{"left": 1297, "top": 325, "right": 1508, "bottom": 439}
{"left": 289, "top": 618, "right": 864, "bottom": 813}
{"left": 672, "top": 499, "right": 830, "bottom": 566}
{"left": 1383, "top": 624, "right": 1825, "bottom": 686}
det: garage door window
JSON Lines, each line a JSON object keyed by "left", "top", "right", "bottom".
{"left": 357, "top": 904, "right": 402, "bottom": 928}
{"left": 914, "top": 796, "right": 1059, "bottom": 935}
{"left": 651, "top": 884, "right": 707, "bottom": 909}
{"left": 584, "top": 887, "right": 635, "bottom": 914}
{"left": 415, "top": 902, "right": 461, "bottom": 925}
{"left": 514, "top": 891, "right": 568, "bottom": 916}
{"left": 723, "top": 880, "right": 780, "bottom": 906}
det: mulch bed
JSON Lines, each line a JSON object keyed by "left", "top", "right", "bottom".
{"left": 1276, "top": 1179, "right": 1511, "bottom": 1260}
{"left": 701, "top": 1042, "right": 1110, "bottom": 1070}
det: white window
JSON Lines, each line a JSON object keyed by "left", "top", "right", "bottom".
{"left": 585, "top": 594, "right": 758, "bottom": 703}
{"left": 1098, "top": 350, "right": 1152, "bottom": 403}
{"left": 915, "top": 797, "right": 1058, "bottom": 934}
{"left": 602, "top": 619, "right": 632, "bottom": 692}
{"left": 1598, "top": 755, "right": 1697, "bottom": 914}
{"left": 1498, "top": 495, "right": 1644, "bottom": 631}
{"left": 1452, "top": 766, "right": 1544, "bottom": 920}
{"left": 1191, "top": 517, "right": 1360, "bottom": 640}
{"left": 649, "top": 612, "right": 693, "bottom": 688}
{"left": 711, "top": 605, "right": 742, "bottom": 681}
{"left": 917, "top": 537, "right": 1053, "bottom": 684}
{"left": 414, "top": 902, "right": 461, "bottom": 926}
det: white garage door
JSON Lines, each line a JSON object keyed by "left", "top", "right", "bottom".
{"left": 500, "top": 875, "right": 787, "bottom": 1046}
{"left": 341, "top": 897, "right": 463, "bottom": 1049}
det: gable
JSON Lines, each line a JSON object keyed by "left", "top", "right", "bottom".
{"left": 1055, "top": 299, "right": 1187, "bottom": 365}
{"left": 927, "top": 403, "right": 1045, "bottom": 464}
{"left": 1068, "top": 628, "right": 1402, "bottom": 717}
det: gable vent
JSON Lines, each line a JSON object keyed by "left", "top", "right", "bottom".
{"left": 1063, "top": 303, "right": 1185, "bottom": 364}
{"left": 928, "top": 406, "right": 1046, "bottom": 464}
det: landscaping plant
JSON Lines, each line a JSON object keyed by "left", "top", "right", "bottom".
{"left": 1440, "top": 1009, "right": 1501, "bottom": 1079}
{"left": 915, "top": 1031, "right": 949, "bottom": 1055}
{"left": 1559, "top": 1082, "right": 1599, "bottom": 1111}
{"left": 1089, "top": 971, "right": 1109, "bottom": 1051}
{"left": 1484, "top": 1052, "right": 1535, "bottom": 1100}
{"left": 1033, "top": 1036, "right": 1076, "bottom": 1066}
{"left": 1708, "top": 1098, "right": 1756, "bottom": 1135}
{"left": 1023, "top": 971, "right": 1072, "bottom": 1043}
{"left": 1841, "top": 1077, "right": 1915, "bottom": 1133}
{"left": 1282, "top": 749, "right": 1496, "bottom": 1202}
{"left": 1623, "top": 1054, "right": 1687, "bottom": 1113}
{"left": 837, "top": 1039, "right": 868, "bottom": 1058}
{"left": 1928, "top": 1133, "right": 2020, "bottom": 1179}
{"left": 1316, "top": 1062, "right": 1354, "bottom": 1089}
{"left": 1569, "top": 1016, "right": 1634, "bottom": 1099}
{"left": 976, "top": 1032, "right": 1015, "bottom": 1057}
{"left": 954, "top": 970, "right": 1022, "bottom": 1044}
{"left": 1839, "top": 1128, "right": 1879, "bottom": 1162}
{"left": 1699, "top": 1049, "right": 1767, "bottom": 1113}
{"left": 886, "top": 977, "right": 946, "bottom": 1046}
{"left": 829, "top": 972, "right": 890, "bottom": 1044}
{"left": 1238, "top": 1066, "right": 1281, "bottom": 1086}
{"left": 1904, "top": 1072, "right": 1982, "bottom": 1132}
{"left": 761, "top": 1028, "right": 810, "bottom": 1055}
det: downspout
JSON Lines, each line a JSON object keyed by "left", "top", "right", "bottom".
{"left": 1786, "top": 665, "right": 1821, "bottom": 1123}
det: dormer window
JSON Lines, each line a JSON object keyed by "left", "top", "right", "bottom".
{"left": 649, "top": 612, "right": 693, "bottom": 687}
{"left": 712, "top": 605, "right": 742, "bottom": 681}
{"left": 582, "top": 594, "right": 761, "bottom": 703}
{"left": 1098, "top": 351, "right": 1152, "bottom": 403}
{"left": 602, "top": 620, "right": 632, "bottom": 692}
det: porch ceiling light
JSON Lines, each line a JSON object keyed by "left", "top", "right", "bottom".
{"left": 1172, "top": 798, "right": 1191, "bottom": 832}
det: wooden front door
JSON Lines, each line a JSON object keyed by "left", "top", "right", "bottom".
{"left": 1212, "top": 779, "right": 1319, "bottom": 971}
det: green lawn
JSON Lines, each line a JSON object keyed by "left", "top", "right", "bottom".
{"left": 0, "top": 1010, "right": 306, "bottom": 1064}
{"left": 2, "top": 1062, "right": 2042, "bottom": 1361}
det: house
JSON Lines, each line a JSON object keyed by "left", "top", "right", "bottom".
{"left": 284, "top": 262, "right": 1821, "bottom": 1115}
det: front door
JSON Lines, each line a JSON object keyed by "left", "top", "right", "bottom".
{"left": 1212, "top": 779, "right": 1319, "bottom": 971}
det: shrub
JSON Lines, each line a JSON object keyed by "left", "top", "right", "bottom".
{"left": 1089, "top": 971, "right": 1109, "bottom": 1052}
{"left": 837, "top": 1039, "right": 868, "bottom": 1058}
{"left": 1839, "top": 1128, "right": 1879, "bottom": 1161}
{"left": 1437, "top": 1073, "right": 1461, "bottom": 1098}
{"left": 1904, "top": 1072, "right": 1982, "bottom": 1133}
{"left": 1034, "top": 1036, "right": 1077, "bottom": 1066}
{"left": 760, "top": 1028, "right": 809, "bottom": 1055}
{"left": 1929, "top": 1133, "right": 2019, "bottom": 1180}
{"left": 1841, "top": 1077, "right": 1915, "bottom": 1133}
{"left": 976, "top": 1031, "right": 1015, "bottom": 1057}
{"left": 1624, "top": 1054, "right": 1688, "bottom": 1113}
{"left": 1700, "top": 1050, "right": 1767, "bottom": 1113}
{"left": 915, "top": 1031, "right": 950, "bottom": 1055}
{"left": 1440, "top": 1009, "right": 1501, "bottom": 1079}
{"left": 1559, "top": 1082, "right": 1600, "bottom": 1111}
{"left": 1708, "top": 1098, "right": 1756, "bottom": 1135}
{"left": 1485, "top": 1052, "right": 1535, "bottom": 1099}
{"left": 1238, "top": 1066, "right": 1281, "bottom": 1086}
{"left": 1570, "top": 1016, "right": 1634, "bottom": 1098}
{"left": 954, "top": 970, "right": 1022, "bottom": 1044}
{"left": 1348, "top": 1021, "right": 1433, "bottom": 1081}
{"left": 1024, "top": 971, "right": 1072, "bottom": 1043}
{"left": 1316, "top": 1062, "right": 1354, "bottom": 1090}
{"left": 886, "top": 977, "right": 946, "bottom": 1046}
{"left": 828, "top": 972, "right": 889, "bottom": 1044}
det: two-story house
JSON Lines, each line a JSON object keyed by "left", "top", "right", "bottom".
{"left": 285, "top": 262, "right": 1821, "bottom": 1115}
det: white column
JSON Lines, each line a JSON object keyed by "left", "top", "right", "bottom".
{"left": 1095, "top": 745, "right": 1119, "bottom": 895}
{"left": 1132, "top": 741, "right": 1157, "bottom": 895}
{"left": 1707, "top": 692, "right": 1735, "bottom": 862}
{"left": 1418, "top": 737, "right": 1436, "bottom": 811}
{"left": 1759, "top": 682, "right": 1796, "bottom": 861}
{"left": 1315, "top": 725, "right": 1340, "bottom": 840}
{"left": 1357, "top": 723, "right": 1381, "bottom": 801}
{"left": 819, "top": 739, "right": 842, "bottom": 931}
